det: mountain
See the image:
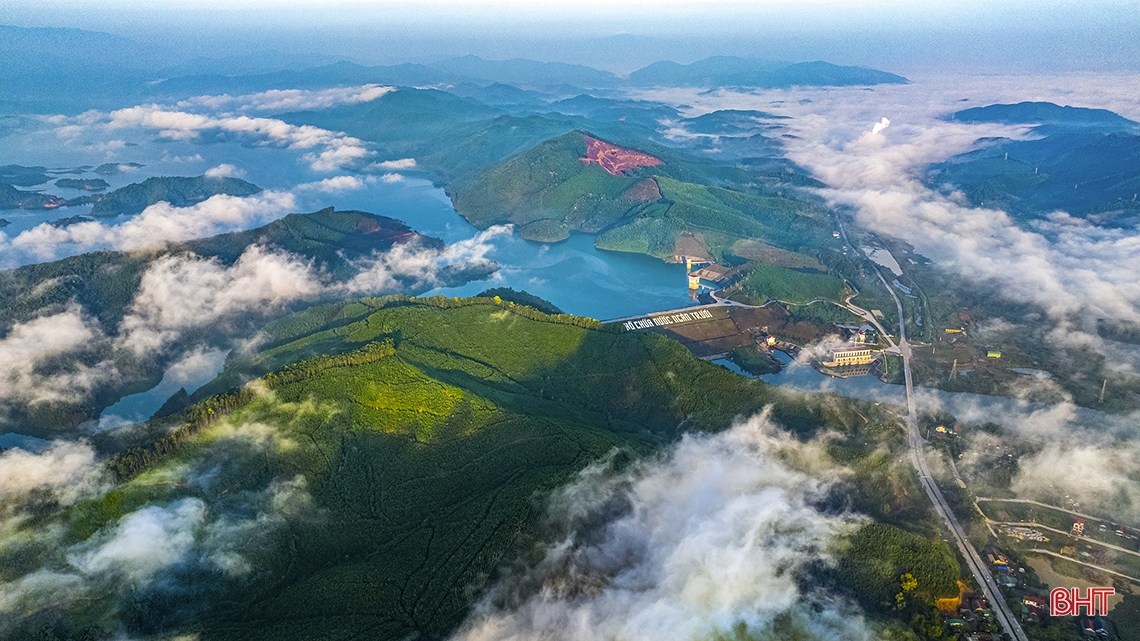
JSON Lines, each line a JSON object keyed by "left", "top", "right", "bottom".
{"left": 949, "top": 101, "right": 1138, "bottom": 129}
{"left": 450, "top": 130, "right": 834, "bottom": 259}
{"left": 429, "top": 54, "right": 620, "bottom": 89}
{"left": 89, "top": 175, "right": 264, "bottom": 217}
{"left": 0, "top": 208, "right": 490, "bottom": 434}
{"left": 930, "top": 102, "right": 1140, "bottom": 224}
{"left": 628, "top": 56, "right": 908, "bottom": 87}
{"left": 148, "top": 61, "right": 470, "bottom": 101}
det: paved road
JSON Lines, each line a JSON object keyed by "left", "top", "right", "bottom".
{"left": 1026, "top": 549, "right": 1140, "bottom": 583}
{"left": 876, "top": 264, "right": 1029, "bottom": 641}
{"left": 975, "top": 497, "right": 1120, "bottom": 526}
{"left": 831, "top": 207, "right": 1030, "bottom": 640}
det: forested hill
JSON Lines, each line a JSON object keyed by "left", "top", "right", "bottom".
{"left": 0, "top": 294, "right": 959, "bottom": 641}
{"left": 89, "top": 175, "right": 263, "bottom": 217}
{"left": 930, "top": 102, "right": 1140, "bottom": 224}
{"left": 0, "top": 208, "right": 431, "bottom": 336}
{"left": 0, "top": 208, "right": 492, "bottom": 434}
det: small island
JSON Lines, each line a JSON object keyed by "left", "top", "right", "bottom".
{"left": 55, "top": 177, "right": 110, "bottom": 191}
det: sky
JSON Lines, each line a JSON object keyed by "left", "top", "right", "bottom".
{"left": 2, "top": 0, "right": 1139, "bottom": 73}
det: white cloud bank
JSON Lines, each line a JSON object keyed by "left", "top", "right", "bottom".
{"left": 178, "top": 84, "right": 394, "bottom": 113}
{"left": 2, "top": 191, "right": 297, "bottom": 266}
{"left": 0, "top": 308, "right": 118, "bottom": 408}
{"left": 636, "top": 73, "right": 1140, "bottom": 329}
{"left": 453, "top": 412, "right": 866, "bottom": 641}
{"left": 55, "top": 103, "right": 372, "bottom": 173}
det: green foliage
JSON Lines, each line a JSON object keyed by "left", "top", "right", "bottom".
{"left": 448, "top": 130, "right": 834, "bottom": 260}
{"left": 833, "top": 523, "right": 961, "bottom": 612}
{"left": 54, "top": 178, "right": 109, "bottom": 191}
{"left": 729, "top": 261, "right": 850, "bottom": 306}
{"left": 476, "top": 287, "right": 563, "bottom": 315}
{"left": 728, "top": 344, "right": 781, "bottom": 375}
{"left": 89, "top": 175, "right": 262, "bottom": 217}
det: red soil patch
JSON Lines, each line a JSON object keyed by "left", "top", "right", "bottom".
{"left": 580, "top": 134, "right": 663, "bottom": 176}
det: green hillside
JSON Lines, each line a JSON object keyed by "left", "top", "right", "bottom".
{"left": 0, "top": 208, "right": 489, "bottom": 434}
{"left": 12, "top": 295, "right": 897, "bottom": 641}
{"left": 726, "top": 261, "right": 851, "bottom": 306}
{"left": 89, "top": 175, "right": 263, "bottom": 217}
{"left": 451, "top": 131, "right": 834, "bottom": 259}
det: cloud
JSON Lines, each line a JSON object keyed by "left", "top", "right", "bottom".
{"left": 0, "top": 309, "right": 118, "bottom": 408}
{"left": 379, "top": 172, "right": 405, "bottom": 183}
{"left": 296, "top": 175, "right": 370, "bottom": 192}
{"left": 70, "top": 498, "right": 205, "bottom": 582}
{"left": 3, "top": 191, "right": 296, "bottom": 265}
{"left": 634, "top": 76, "right": 1140, "bottom": 332}
{"left": 371, "top": 158, "right": 417, "bottom": 170}
{"left": 452, "top": 412, "right": 866, "bottom": 641}
{"left": 338, "top": 225, "right": 509, "bottom": 295}
{"left": 86, "top": 105, "right": 373, "bottom": 172}
{"left": 0, "top": 440, "right": 104, "bottom": 504}
{"left": 117, "top": 245, "right": 323, "bottom": 356}
{"left": 178, "top": 84, "right": 394, "bottom": 112}
{"left": 204, "top": 163, "right": 244, "bottom": 178}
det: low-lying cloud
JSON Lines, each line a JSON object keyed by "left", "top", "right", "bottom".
{"left": 2, "top": 191, "right": 297, "bottom": 266}
{"left": 634, "top": 75, "right": 1140, "bottom": 329}
{"left": 0, "top": 308, "right": 119, "bottom": 408}
{"left": 178, "top": 84, "right": 394, "bottom": 113}
{"left": 56, "top": 104, "right": 372, "bottom": 172}
{"left": 453, "top": 412, "right": 866, "bottom": 641}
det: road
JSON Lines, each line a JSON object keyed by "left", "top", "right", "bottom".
{"left": 975, "top": 497, "right": 1121, "bottom": 526}
{"left": 1025, "top": 549, "right": 1140, "bottom": 584}
{"left": 886, "top": 269, "right": 1028, "bottom": 641}
{"left": 835, "top": 217, "right": 1030, "bottom": 641}
{"left": 989, "top": 521, "right": 1140, "bottom": 560}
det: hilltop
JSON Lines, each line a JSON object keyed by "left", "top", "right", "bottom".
{"left": 0, "top": 294, "right": 944, "bottom": 641}
{"left": 89, "top": 175, "right": 263, "bottom": 217}
{"left": 930, "top": 102, "right": 1140, "bottom": 224}
{"left": 450, "top": 130, "right": 835, "bottom": 261}
{"left": 0, "top": 208, "right": 490, "bottom": 433}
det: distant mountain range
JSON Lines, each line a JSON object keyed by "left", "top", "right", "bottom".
{"left": 1, "top": 25, "right": 909, "bottom": 113}
{"left": 628, "top": 57, "right": 908, "bottom": 88}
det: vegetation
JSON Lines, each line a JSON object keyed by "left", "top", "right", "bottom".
{"left": 476, "top": 287, "right": 563, "bottom": 315}
{"left": 0, "top": 182, "right": 64, "bottom": 209}
{"left": 0, "top": 163, "right": 51, "bottom": 186}
{"left": 450, "top": 130, "right": 835, "bottom": 260}
{"left": 0, "top": 208, "right": 490, "bottom": 434}
{"left": 726, "top": 261, "right": 850, "bottom": 306}
{"left": 929, "top": 104, "right": 1140, "bottom": 223}
{"left": 6, "top": 295, "right": 914, "bottom": 641}
{"left": 89, "top": 175, "right": 262, "bottom": 217}
{"left": 55, "top": 177, "right": 110, "bottom": 191}
{"left": 728, "top": 344, "right": 781, "bottom": 375}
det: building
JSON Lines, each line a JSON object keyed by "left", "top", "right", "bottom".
{"left": 824, "top": 346, "right": 876, "bottom": 367}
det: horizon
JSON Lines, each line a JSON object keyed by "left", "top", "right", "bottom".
{"left": 2, "top": 0, "right": 1139, "bottom": 74}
